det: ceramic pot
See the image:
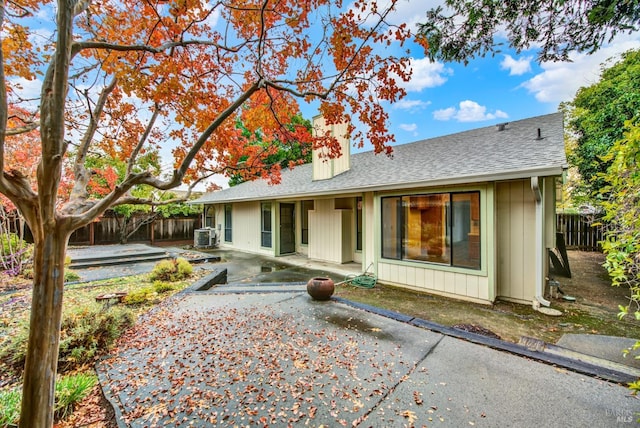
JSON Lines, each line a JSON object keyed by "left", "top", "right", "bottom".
{"left": 306, "top": 277, "right": 335, "bottom": 301}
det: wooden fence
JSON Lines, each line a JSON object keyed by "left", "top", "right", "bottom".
{"left": 556, "top": 213, "right": 605, "bottom": 252}
{"left": 68, "top": 214, "right": 201, "bottom": 246}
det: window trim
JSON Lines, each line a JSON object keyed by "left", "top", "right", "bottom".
{"left": 224, "top": 204, "right": 232, "bottom": 242}
{"left": 261, "top": 203, "right": 272, "bottom": 248}
{"left": 300, "top": 200, "right": 313, "bottom": 246}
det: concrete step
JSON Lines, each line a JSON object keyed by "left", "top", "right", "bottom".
{"left": 68, "top": 244, "right": 170, "bottom": 269}
{"left": 70, "top": 253, "right": 169, "bottom": 269}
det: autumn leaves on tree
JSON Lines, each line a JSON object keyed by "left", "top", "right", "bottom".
{"left": 0, "top": 0, "right": 425, "bottom": 425}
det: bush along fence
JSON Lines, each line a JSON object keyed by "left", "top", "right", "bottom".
{"left": 556, "top": 213, "right": 605, "bottom": 252}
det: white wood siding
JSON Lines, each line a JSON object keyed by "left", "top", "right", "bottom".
{"left": 218, "top": 202, "right": 273, "bottom": 256}
{"left": 377, "top": 262, "right": 490, "bottom": 302}
{"left": 308, "top": 199, "right": 353, "bottom": 263}
{"left": 496, "top": 180, "right": 537, "bottom": 303}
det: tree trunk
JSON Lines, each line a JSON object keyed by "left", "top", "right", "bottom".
{"left": 119, "top": 217, "right": 129, "bottom": 244}
{"left": 19, "top": 225, "right": 69, "bottom": 427}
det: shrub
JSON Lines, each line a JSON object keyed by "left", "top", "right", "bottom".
{"left": 123, "top": 286, "right": 156, "bottom": 305}
{"left": 149, "top": 257, "right": 193, "bottom": 282}
{"left": 64, "top": 269, "right": 81, "bottom": 282}
{"left": 0, "top": 233, "right": 32, "bottom": 277}
{"left": 0, "top": 304, "right": 134, "bottom": 373}
{"left": 176, "top": 257, "right": 193, "bottom": 278}
{"left": 0, "top": 386, "right": 21, "bottom": 427}
{"left": 54, "top": 372, "right": 98, "bottom": 420}
{"left": 0, "top": 233, "right": 24, "bottom": 255}
{"left": 153, "top": 280, "right": 175, "bottom": 294}
{"left": 149, "top": 259, "right": 175, "bottom": 281}
{"left": 58, "top": 305, "right": 134, "bottom": 371}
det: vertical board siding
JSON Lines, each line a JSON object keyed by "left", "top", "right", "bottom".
{"left": 233, "top": 202, "right": 262, "bottom": 252}
{"left": 308, "top": 199, "right": 354, "bottom": 264}
{"left": 377, "top": 261, "right": 488, "bottom": 302}
{"left": 496, "top": 180, "right": 536, "bottom": 303}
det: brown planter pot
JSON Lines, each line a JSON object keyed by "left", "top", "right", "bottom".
{"left": 306, "top": 277, "right": 335, "bottom": 301}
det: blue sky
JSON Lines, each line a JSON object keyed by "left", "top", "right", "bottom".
{"left": 295, "top": 0, "right": 640, "bottom": 153}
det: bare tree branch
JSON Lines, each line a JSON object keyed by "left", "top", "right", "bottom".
{"left": 65, "top": 77, "right": 118, "bottom": 206}
{"left": 127, "top": 104, "right": 161, "bottom": 176}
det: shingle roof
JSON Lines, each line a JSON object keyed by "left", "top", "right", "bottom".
{"left": 192, "top": 112, "right": 567, "bottom": 204}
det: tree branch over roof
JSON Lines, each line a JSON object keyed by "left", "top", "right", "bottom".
{"left": 419, "top": 0, "right": 640, "bottom": 63}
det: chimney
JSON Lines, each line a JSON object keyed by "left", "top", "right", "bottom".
{"left": 312, "top": 115, "right": 350, "bottom": 181}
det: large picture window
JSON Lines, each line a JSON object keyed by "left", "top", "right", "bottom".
{"left": 381, "top": 192, "right": 480, "bottom": 269}
{"left": 261, "top": 203, "right": 272, "bottom": 248}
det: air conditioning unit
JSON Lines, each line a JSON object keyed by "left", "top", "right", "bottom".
{"left": 194, "top": 228, "right": 217, "bottom": 248}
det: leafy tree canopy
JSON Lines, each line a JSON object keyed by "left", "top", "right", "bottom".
{"left": 563, "top": 49, "right": 640, "bottom": 198}
{"left": 600, "top": 121, "right": 640, "bottom": 395}
{"left": 419, "top": 0, "right": 640, "bottom": 63}
{"left": 228, "top": 114, "right": 313, "bottom": 187}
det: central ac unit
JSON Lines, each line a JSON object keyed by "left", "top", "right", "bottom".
{"left": 194, "top": 228, "right": 217, "bottom": 248}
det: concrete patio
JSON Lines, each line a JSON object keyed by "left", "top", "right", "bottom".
{"left": 65, "top": 244, "right": 639, "bottom": 426}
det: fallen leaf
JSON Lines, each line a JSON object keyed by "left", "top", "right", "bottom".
{"left": 402, "top": 410, "right": 417, "bottom": 424}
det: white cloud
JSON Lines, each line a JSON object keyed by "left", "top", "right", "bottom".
{"left": 356, "top": 0, "right": 441, "bottom": 31}
{"left": 433, "top": 107, "right": 456, "bottom": 121}
{"left": 392, "top": 98, "right": 431, "bottom": 110}
{"left": 500, "top": 54, "right": 532, "bottom": 75}
{"left": 433, "top": 100, "right": 508, "bottom": 122}
{"left": 7, "top": 77, "right": 43, "bottom": 106}
{"left": 383, "top": 0, "right": 442, "bottom": 30}
{"left": 521, "top": 35, "right": 640, "bottom": 103}
{"left": 401, "top": 57, "right": 453, "bottom": 92}
{"left": 399, "top": 123, "right": 417, "bottom": 132}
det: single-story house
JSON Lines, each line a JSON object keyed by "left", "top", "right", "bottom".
{"left": 192, "top": 112, "right": 567, "bottom": 307}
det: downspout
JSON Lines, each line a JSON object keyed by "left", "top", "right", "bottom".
{"left": 531, "top": 177, "right": 550, "bottom": 308}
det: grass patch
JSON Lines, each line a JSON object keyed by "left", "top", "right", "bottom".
{"left": 0, "top": 372, "right": 98, "bottom": 426}
{"left": 54, "top": 372, "right": 98, "bottom": 420}
{"left": 0, "top": 386, "right": 20, "bottom": 427}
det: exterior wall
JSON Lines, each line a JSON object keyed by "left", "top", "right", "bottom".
{"left": 215, "top": 202, "right": 274, "bottom": 256}
{"left": 312, "top": 116, "right": 350, "bottom": 180}
{"left": 495, "top": 180, "right": 537, "bottom": 303}
{"left": 544, "top": 176, "right": 557, "bottom": 248}
{"left": 377, "top": 261, "right": 491, "bottom": 302}
{"left": 206, "top": 177, "right": 555, "bottom": 306}
{"left": 372, "top": 184, "right": 495, "bottom": 304}
{"left": 308, "top": 199, "right": 353, "bottom": 263}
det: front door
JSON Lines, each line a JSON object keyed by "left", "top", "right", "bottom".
{"left": 279, "top": 203, "right": 295, "bottom": 254}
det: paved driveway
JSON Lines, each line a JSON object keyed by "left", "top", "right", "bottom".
{"left": 97, "top": 289, "right": 639, "bottom": 427}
